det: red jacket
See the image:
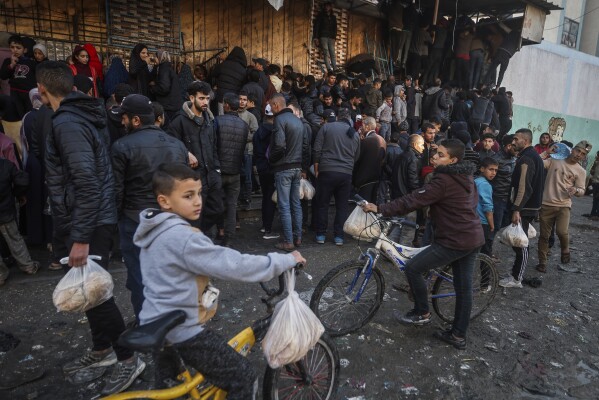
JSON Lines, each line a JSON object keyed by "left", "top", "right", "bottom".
{"left": 379, "top": 161, "right": 484, "bottom": 250}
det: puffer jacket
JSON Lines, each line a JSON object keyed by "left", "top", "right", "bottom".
{"left": 212, "top": 46, "right": 247, "bottom": 102}
{"left": 168, "top": 101, "right": 220, "bottom": 176}
{"left": 491, "top": 148, "right": 515, "bottom": 200}
{"left": 470, "top": 96, "right": 489, "bottom": 121}
{"left": 151, "top": 61, "right": 183, "bottom": 112}
{"left": 269, "top": 108, "right": 307, "bottom": 173}
{"left": 390, "top": 146, "right": 422, "bottom": 199}
{"left": 46, "top": 92, "right": 117, "bottom": 241}
{"left": 253, "top": 121, "right": 274, "bottom": 174}
{"left": 422, "top": 86, "right": 448, "bottom": 121}
{"left": 111, "top": 125, "right": 188, "bottom": 222}
{"left": 215, "top": 112, "right": 249, "bottom": 174}
{"left": 380, "top": 161, "right": 484, "bottom": 251}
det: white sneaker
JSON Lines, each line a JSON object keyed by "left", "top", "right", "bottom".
{"left": 498, "top": 276, "right": 522, "bottom": 288}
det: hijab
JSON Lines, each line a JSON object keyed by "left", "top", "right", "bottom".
{"left": 72, "top": 45, "right": 92, "bottom": 77}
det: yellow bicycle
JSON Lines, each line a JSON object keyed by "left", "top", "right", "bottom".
{"left": 102, "top": 270, "right": 340, "bottom": 399}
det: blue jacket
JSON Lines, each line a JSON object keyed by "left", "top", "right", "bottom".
{"left": 475, "top": 176, "right": 493, "bottom": 224}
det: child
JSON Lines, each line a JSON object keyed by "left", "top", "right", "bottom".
{"left": 0, "top": 35, "right": 38, "bottom": 119}
{"left": 376, "top": 91, "right": 393, "bottom": 142}
{"left": 134, "top": 163, "right": 305, "bottom": 398}
{"left": 475, "top": 157, "right": 498, "bottom": 259}
{"left": 0, "top": 158, "right": 39, "bottom": 285}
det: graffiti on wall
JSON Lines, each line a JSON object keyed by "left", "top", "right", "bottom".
{"left": 526, "top": 116, "right": 567, "bottom": 142}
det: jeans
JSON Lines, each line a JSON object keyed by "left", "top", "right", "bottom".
{"left": 218, "top": 174, "right": 241, "bottom": 239}
{"left": 356, "top": 181, "right": 379, "bottom": 204}
{"left": 259, "top": 172, "right": 276, "bottom": 231}
{"left": 396, "top": 30, "right": 412, "bottom": 65}
{"left": 379, "top": 122, "right": 391, "bottom": 142}
{"left": 407, "top": 117, "right": 420, "bottom": 135}
{"left": 315, "top": 171, "right": 352, "bottom": 238}
{"left": 468, "top": 49, "right": 484, "bottom": 89}
{"left": 119, "top": 216, "right": 144, "bottom": 320}
{"left": 239, "top": 153, "right": 253, "bottom": 203}
{"left": 404, "top": 243, "right": 480, "bottom": 337}
{"left": 492, "top": 197, "right": 510, "bottom": 240}
{"left": 592, "top": 183, "right": 599, "bottom": 216}
{"left": 510, "top": 215, "right": 533, "bottom": 281}
{"left": 275, "top": 169, "right": 302, "bottom": 243}
{"left": 423, "top": 48, "right": 444, "bottom": 85}
{"left": 538, "top": 205, "right": 570, "bottom": 264}
{"left": 481, "top": 223, "right": 493, "bottom": 256}
{"left": 320, "top": 37, "right": 337, "bottom": 71}
{"left": 0, "top": 219, "right": 36, "bottom": 281}
{"left": 484, "top": 48, "right": 511, "bottom": 87}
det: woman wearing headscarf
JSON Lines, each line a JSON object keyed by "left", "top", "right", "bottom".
{"left": 103, "top": 55, "right": 129, "bottom": 100}
{"left": 32, "top": 43, "right": 49, "bottom": 63}
{"left": 149, "top": 50, "right": 182, "bottom": 125}
{"left": 83, "top": 43, "right": 104, "bottom": 81}
{"left": 128, "top": 43, "right": 156, "bottom": 96}
{"left": 68, "top": 45, "right": 100, "bottom": 97}
{"left": 177, "top": 62, "right": 194, "bottom": 101}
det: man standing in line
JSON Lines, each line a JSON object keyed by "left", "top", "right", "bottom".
{"left": 353, "top": 117, "right": 385, "bottom": 203}
{"left": 313, "top": 1, "right": 338, "bottom": 73}
{"left": 535, "top": 141, "right": 591, "bottom": 272}
{"left": 499, "top": 128, "right": 544, "bottom": 288}
{"left": 269, "top": 94, "right": 308, "bottom": 251}
{"left": 404, "top": 76, "right": 418, "bottom": 134}
{"left": 237, "top": 90, "right": 259, "bottom": 210}
{"left": 110, "top": 94, "right": 188, "bottom": 320}
{"left": 37, "top": 61, "right": 144, "bottom": 395}
{"left": 491, "top": 134, "right": 516, "bottom": 239}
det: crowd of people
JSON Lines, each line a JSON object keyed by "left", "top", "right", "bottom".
{"left": 0, "top": 29, "right": 595, "bottom": 395}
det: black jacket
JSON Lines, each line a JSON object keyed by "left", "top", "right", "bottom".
{"left": 0, "top": 57, "right": 37, "bottom": 92}
{"left": 215, "top": 112, "right": 249, "bottom": 175}
{"left": 510, "top": 146, "right": 544, "bottom": 215}
{"left": 212, "top": 47, "right": 247, "bottom": 102}
{"left": 314, "top": 10, "right": 337, "bottom": 39}
{"left": 0, "top": 158, "right": 28, "bottom": 224}
{"left": 383, "top": 143, "right": 403, "bottom": 181}
{"left": 151, "top": 61, "right": 183, "bottom": 112}
{"left": 470, "top": 96, "right": 489, "bottom": 121}
{"left": 451, "top": 100, "right": 471, "bottom": 122}
{"left": 491, "top": 148, "right": 515, "bottom": 200}
{"left": 422, "top": 87, "right": 449, "bottom": 121}
{"left": 242, "top": 81, "right": 265, "bottom": 111}
{"left": 390, "top": 147, "right": 422, "bottom": 199}
{"left": 270, "top": 108, "right": 308, "bottom": 173}
{"left": 491, "top": 93, "right": 510, "bottom": 118}
{"left": 253, "top": 121, "right": 274, "bottom": 174}
{"left": 29, "top": 104, "right": 53, "bottom": 168}
{"left": 46, "top": 92, "right": 117, "bottom": 242}
{"left": 107, "top": 105, "right": 127, "bottom": 145}
{"left": 405, "top": 85, "right": 416, "bottom": 117}
{"left": 353, "top": 132, "right": 386, "bottom": 188}
{"left": 111, "top": 125, "right": 188, "bottom": 222}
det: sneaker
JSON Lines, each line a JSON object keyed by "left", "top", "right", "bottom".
{"left": 334, "top": 237, "right": 344, "bottom": 246}
{"left": 433, "top": 329, "right": 466, "bottom": 350}
{"left": 394, "top": 309, "right": 431, "bottom": 326}
{"left": 480, "top": 285, "right": 492, "bottom": 294}
{"left": 263, "top": 231, "right": 280, "bottom": 240}
{"left": 498, "top": 276, "right": 523, "bottom": 288}
{"left": 63, "top": 350, "right": 117, "bottom": 374}
{"left": 101, "top": 356, "right": 146, "bottom": 395}
{"left": 315, "top": 235, "right": 325, "bottom": 244}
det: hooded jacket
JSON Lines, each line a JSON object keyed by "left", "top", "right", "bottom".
{"left": 134, "top": 209, "right": 296, "bottom": 344}
{"left": 510, "top": 146, "right": 544, "bottom": 215}
{"left": 46, "top": 92, "right": 117, "bottom": 241}
{"left": 381, "top": 161, "right": 484, "bottom": 250}
{"left": 422, "top": 86, "right": 448, "bottom": 121}
{"left": 151, "top": 61, "right": 183, "bottom": 112}
{"left": 212, "top": 46, "right": 247, "bottom": 102}
{"left": 392, "top": 85, "right": 407, "bottom": 124}
{"left": 111, "top": 125, "right": 188, "bottom": 222}
{"left": 269, "top": 108, "right": 309, "bottom": 173}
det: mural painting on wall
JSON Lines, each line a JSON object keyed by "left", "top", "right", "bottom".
{"left": 526, "top": 116, "right": 566, "bottom": 142}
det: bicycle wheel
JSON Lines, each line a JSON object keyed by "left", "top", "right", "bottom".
{"left": 309, "top": 259, "right": 385, "bottom": 337}
{"left": 263, "top": 333, "right": 340, "bottom": 400}
{"left": 431, "top": 253, "right": 499, "bottom": 324}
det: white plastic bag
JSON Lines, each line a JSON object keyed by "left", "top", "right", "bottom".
{"left": 499, "top": 223, "right": 529, "bottom": 248}
{"left": 262, "top": 270, "right": 324, "bottom": 369}
{"left": 272, "top": 190, "right": 277, "bottom": 203}
{"left": 300, "top": 178, "right": 315, "bottom": 200}
{"left": 343, "top": 206, "right": 381, "bottom": 239}
{"left": 53, "top": 256, "right": 114, "bottom": 313}
{"left": 527, "top": 224, "right": 537, "bottom": 239}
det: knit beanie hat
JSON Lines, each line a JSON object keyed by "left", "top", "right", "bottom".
{"left": 33, "top": 43, "right": 48, "bottom": 57}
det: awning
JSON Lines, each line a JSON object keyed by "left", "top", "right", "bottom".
{"left": 423, "top": 0, "right": 562, "bottom": 17}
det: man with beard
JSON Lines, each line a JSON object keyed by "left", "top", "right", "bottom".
{"left": 111, "top": 94, "right": 188, "bottom": 320}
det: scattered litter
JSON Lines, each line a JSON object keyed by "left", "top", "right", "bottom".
{"left": 460, "top": 364, "right": 471, "bottom": 370}
{"left": 383, "top": 381, "right": 393, "bottom": 390}
{"left": 231, "top": 308, "right": 243, "bottom": 315}
{"left": 340, "top": 358, "right": 350, "bottom": 368}
{"left": 488, "top": 325, "right": 501, "bottom": 333}
{"left": 484, "top": 343, "right": 498, "bottom": 352}
{"left": 437, "top": 375, "right": 461, "bottom": 386}
{"left": 400, "top": 384, "right": 419, "bottom": 394}
{"left": 570, "top": 302, "right": 589, "bottom": 313}
{"left": 19, "top": 355, "right": 33, "bottom": 363}
{"left": 371, "top": 323, "right": 392, "bottom": 334}
{"left": 346, "top": 397, "right": 366, "bottom": 400}
{"left": 518, "top": 332, "right": 534, "bottom": 340}
{"left": 558, "top": 265, "right": 581, "bottom": 273}
{"left": 78, "top": 316, "right": 88, "bottom": 324}
{"left": 383, "top": 292, "right": 391, "bottom": 301}
{"left": 358, "top": 335, "right": 365, "bottom": 341}
{"left": 550, "top": 361, "right": 564, "bottom": 368}
{"left": 346, "top": 378, "right": 366, "bottom": 390}
{"left": 31, "top": 345, "right": 44, "bottom": 351}
{"left": 552, "top": 318, "right": 567, "bottom": 327}
{"left": 385, "top": 338, "right": 395, "bottom": 344}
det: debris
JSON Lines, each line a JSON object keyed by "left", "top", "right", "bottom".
{"left": 19, "top": 355, "right": 34, "bottom": 363}
{"left": 346, "top": 378, "right": 366, "bottom": 390}
{"left": 485, "top": 343, "right": 499, "bottom": 352}
{"left": 31, "top": 345, "right": 44, "bottom": 351}
{"left": 570, "top": 302, "right": 589, "bottom": 313}
{"left": 340, "top": 358, "right": 350, "bottom": 368}
{"left": 371, "top": 323, "right": 392, "bottom": 334}
{"left": 558, "top": 265, "right": 581, "bottom": 273}
{"left": 400, "top": 384, "right": 419, "bottom": 394}
{"left": 0, "top": 331, "right": 20, "bottom": 352}
{"left": 358, "top": 334, "right": 365, "bottom": 341}
{"left": 550, "top": 361, "right": 564, "bottom": 368}
{"left": 518, "top": 332, "right": 534, "bottom": 340}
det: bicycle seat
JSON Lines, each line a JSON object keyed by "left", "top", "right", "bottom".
{"left": 117, "top": 310, "right": 186, "bottom": 352}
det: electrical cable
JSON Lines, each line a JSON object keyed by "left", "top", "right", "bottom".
{"left": 544, "top": 3, "right": 599, "bottom": 30}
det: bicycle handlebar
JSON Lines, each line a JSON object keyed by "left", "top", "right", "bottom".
{"left": 259, "top": 263, "right": 304, "bottom": 298}
{"left": 353, "top": 194, "right": 419, "bottom": 229}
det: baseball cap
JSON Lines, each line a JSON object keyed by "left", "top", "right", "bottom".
{"left": 574, "top": 140, "right": 592, "bottom": 155}
{"left": 323, "top": 109, "right": 336, "bottom": 123}
{"left": 265, "top": 103, "right": 274, "bottom": 116}
{"left": 252, "top": 58, "right": 268, "bottom": 68}
{"left": 111, "top": 94, "right": 153, "bottom": 117}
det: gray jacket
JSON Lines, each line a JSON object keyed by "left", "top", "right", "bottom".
{"left": 269, "top": 108, "right": 307, "bottom": 173}
{"left": 312, "top": 119, "right": 360, "bottom": 175}
{"left": 134, "top": 209, "right": 296, "bottom": 344}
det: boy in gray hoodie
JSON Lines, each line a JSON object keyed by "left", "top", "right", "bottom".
{"left": 133, "top": 163, "right": 305, "bottom": 398}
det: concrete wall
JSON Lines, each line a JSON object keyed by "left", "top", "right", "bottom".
{"left": 580, "top": 0, "right": 599, "bottom": 56}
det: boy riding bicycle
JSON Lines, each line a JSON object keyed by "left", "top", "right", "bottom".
{"left": 133, "top": 163, "right": 305, "bottom": 399}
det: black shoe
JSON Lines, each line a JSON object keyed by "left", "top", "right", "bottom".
{"left": 433, "top": 329, "right": 466, "bottom": 350}
{"left": 394, "top": 309, "right": 431, "bottom": 326}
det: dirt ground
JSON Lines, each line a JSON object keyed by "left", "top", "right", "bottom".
{"left": 0, "top": 196, "right": 598, "bottom": 400}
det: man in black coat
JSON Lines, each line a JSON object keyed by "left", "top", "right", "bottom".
{"left": 492, "top": 87, "right": 512, "bottom": 138}
{"left": 391, "top": 133, "right": 424, "bottom": 199}
{"left": 110, "top": 94, "right": 188, "bottom": 319}
{"left": 404, "top": 76, "right": 418, "bottom": 134}
{"left": 215, "top": 93, "right": 250, "bottom": 246}
{"left": 149, "top": 50, "right": 183, "bottom": 126}
{"left": 168, "top": 81, "right": 223, "bottom": 232}
{"left": 211, "top": 46, "right": 247, "bottom": 115}
{"left": 353, "top": 116, "right": 386, "bottom": 202}
{"left": 37, "top": 62, "right": 144, "bottom": 395}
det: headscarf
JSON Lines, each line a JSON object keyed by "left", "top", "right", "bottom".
{"left": 178, "top": 63, "right": 194, "bottom": 101}
{"left": 129, "top": 43, "right": 148, "bottom": 76}
{"left": 28, "top": 88, "right": 43, "bottom": 110}
{"left": 83, "top": 43, "right": 104, "bottom": 80}
{"left": 103, "top": 55, "right": 129, "bottom": 99}
{"left": 33, "top": 43, "right": 48, "bottom": 59}
{"left": 72, "top": 45, "right": 92, "bottom": 78}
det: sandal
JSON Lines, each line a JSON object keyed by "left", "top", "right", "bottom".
{"left": 561, "top": 253, "right": 571, "bottom": 264}
{"left": 24, "top": 261, "right": 40, "bottom": 275}
{"left": 48, "top": 262, "right": 63, "bottom": 271}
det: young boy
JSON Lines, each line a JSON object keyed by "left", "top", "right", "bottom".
{"left": 0, "top": 158, "right": 39, "bottom": 285}
{"left": 134, "top": 163, "right": 305, "bottom": 398}
{"left": 376, "top": 90, "right": 393, "bottom": 142}
{"left": 0, "top": 35, "right": 38, "bottom": 119}
{"left": 475, "top": 157, "right": 498, "bottom": 259}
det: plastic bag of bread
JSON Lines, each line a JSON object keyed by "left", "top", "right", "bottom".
{"left": 53, "top": 256, "right": 114, "bottom": 313}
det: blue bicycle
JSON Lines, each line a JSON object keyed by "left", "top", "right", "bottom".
{"left": 309, "top": 201, "right": 499, "bottom": 337}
